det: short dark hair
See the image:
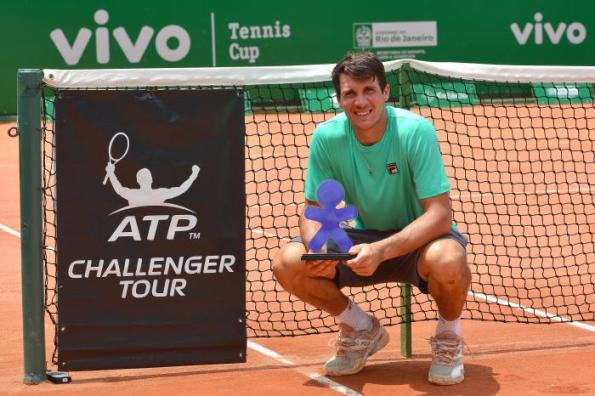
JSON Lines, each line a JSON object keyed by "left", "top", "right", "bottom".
{"left": 331, "top": 52, "right": 387, "bottom": 99}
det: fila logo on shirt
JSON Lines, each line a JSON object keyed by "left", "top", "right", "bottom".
{"left": 386, "top": 162, "right": 399, "bottom": 175}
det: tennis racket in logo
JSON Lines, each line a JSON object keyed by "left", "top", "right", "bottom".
{"left": 103, "top": 132, "right": 130, "bottom": 185}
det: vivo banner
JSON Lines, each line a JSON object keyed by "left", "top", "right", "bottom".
{"left": 2, "top": 1, "right": 594, "bottom": 115}
{"left": 54, "top": 89, "right": 246, "bottom": 370}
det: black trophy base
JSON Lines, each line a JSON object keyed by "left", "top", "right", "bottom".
{"left": 301, "top": 253, "right": 355, "bottom": 261}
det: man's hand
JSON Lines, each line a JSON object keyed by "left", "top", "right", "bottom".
{"left": 191, "top": 165, "right": 200, "bottom": 175}
{"left": 105, "top": 162, "right": 115, "bottom": 174}
{"left": 303, "top": 259, "right": 337, "bottom": 279}
{"left": 346, "top": 243, "right": 383, "bottom": 276}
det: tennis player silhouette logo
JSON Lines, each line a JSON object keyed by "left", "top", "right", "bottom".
{"left": 304, "top": 179, "right": 357, "bottom": 253}
{"left": 103, "top": 132, "right": 200, "bottom": 215}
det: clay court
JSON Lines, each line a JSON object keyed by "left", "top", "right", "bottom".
{"left": 1, "top": 96, "right": 595, "bottom": 395}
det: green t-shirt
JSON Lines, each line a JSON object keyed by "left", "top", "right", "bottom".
{"left": 305, "top": 106, "right": 451, "bottom": 231}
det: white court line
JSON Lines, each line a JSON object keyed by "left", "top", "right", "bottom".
{"left": 249, "top": 228, "right": 595, "bottom": 332}
{"left": 4, "top": 217, "right": 592, "bottom": 388}
{"left": 247, "top": 341, "right": 362, "bottom": 396}
{"left": 249, "top": 228, "right": 290, "bottom": 241}
{"left": 0, "top": 223, "right": 20, "bottom": 238}
{"left": 451, "top": 185, "right": 591, "bottom": 200}
{"left": 6, "top": 221, "right": 592, "bottom": 335}
{"left": 469, "top": 290, "right": 595, "bottom": 333}
{"left": 253, "top": 222, "right": 595, "bottom": 334}
{"left": 2, "top": 220, "right": 358, "bottom": 394}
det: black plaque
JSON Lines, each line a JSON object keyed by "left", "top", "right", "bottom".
{"left": 55, "top": 89, "right": 246, "bottom": 370}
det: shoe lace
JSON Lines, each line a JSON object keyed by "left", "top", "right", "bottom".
{"left": 429, "top": 336, "right": 464, "bottom": 366}
{"left": 329, "top": 330, "right": 372, "bottom": 355}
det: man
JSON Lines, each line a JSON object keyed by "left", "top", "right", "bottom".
{"left": 272, "top": 52, "right": 471, "bottom": 385}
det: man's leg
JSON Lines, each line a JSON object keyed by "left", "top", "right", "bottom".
{"left": 272, "top": 241, "right": 348, "bottom": 315}
{"left": 418, "top": 238, "right": 470, "bottom": 319}
{"left": 418, "top": 237, "right": 470, "bottom": 385}
{"left": 272, "top": 242, "right": 388, "bottom": 376}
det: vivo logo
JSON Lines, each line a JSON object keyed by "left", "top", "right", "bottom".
{"left": 511, "top": 13, "right": 587, "bottom": 45}
{"left": 50, "top": 9, "right": 191, "bottom": 65}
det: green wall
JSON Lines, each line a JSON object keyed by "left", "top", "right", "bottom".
{"left": 2, "top": 0, "right": 594, "bottom": 115}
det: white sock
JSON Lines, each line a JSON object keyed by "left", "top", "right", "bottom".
{"left": 336, "top": 300, "right": 372, "bottom": 331}
{"left": 436, "top": 314, "right": 461, "bottom": 336}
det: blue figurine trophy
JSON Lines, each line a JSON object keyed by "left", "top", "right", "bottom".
{"left": 301, "top": 179, "right": 358, "bottom": 261}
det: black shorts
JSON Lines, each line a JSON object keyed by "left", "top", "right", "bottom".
{"left": 292, "top": 228, "right": 468, "bottom": 294}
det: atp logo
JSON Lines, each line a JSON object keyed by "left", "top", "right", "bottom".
{"left": 102, "top": 132, "right": 201, "bottom": 242}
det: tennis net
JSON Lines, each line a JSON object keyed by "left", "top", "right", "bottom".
{"left": 34, "top": 60, "right": 594, "bottom": 352}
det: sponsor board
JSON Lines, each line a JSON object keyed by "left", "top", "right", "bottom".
{"left": 55, "top": 89, "right": 246, "bottom": 370}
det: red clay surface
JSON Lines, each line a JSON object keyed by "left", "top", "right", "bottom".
{"left": 2, "top": 118, "right": 595, "bottom": 395}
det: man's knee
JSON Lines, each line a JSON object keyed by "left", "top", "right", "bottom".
{"left": 419, "top": 239, "right": 469, "bottom": 288}
{"left": 272, "top": 242, "right": 307, "bottom": 289}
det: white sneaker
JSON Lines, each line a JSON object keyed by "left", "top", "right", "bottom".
{"left": 428, "top": 331, "right": 465, "bottom": 385}
{"left": 324, "top": 316, "right": 389, "bottom": 376}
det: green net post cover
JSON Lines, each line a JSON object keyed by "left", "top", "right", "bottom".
{"left": 243, "top": 91, "right": 252, "bottom": 115}
{"left": 44, "top": 95, "right": 54, "bottom": 120}
{"left": 532, "top": 83, "right": 593, "bottom": 105}
{"left": 413, "top": 81, "right": 479, "bottom": 107}
{"left": 299, "top": 87, "right": 341, "bottom": 113}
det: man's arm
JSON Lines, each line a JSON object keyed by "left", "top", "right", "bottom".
{"left": 346, "top": 192, "right": 452, "bottom": 276}
{"left": 376, "top": 192, "right": 452, "bottom": 259}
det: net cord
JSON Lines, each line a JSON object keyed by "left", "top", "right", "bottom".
{"left": 43, "top": 59, "right": 595, "bottom": 89}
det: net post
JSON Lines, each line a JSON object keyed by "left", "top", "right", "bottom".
{"left": 17, "top": 69, "right": 46, "bottom": 384}
{"left": 399, "top": 283, "right": 412, "bottom": 358}
{"left": 397, "top": 63, "right": 413, "bottom": 358}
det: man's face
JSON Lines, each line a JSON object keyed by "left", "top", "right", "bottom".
{"left": 337, "top": 73, "right": 389, "bottom": 135}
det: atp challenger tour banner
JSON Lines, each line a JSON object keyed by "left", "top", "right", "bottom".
{"left": 54, "top": 90, "right": 246, "bottom": 370}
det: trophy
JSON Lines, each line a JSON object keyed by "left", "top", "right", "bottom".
{"left": 301, "top": 179, "right": 357, "bottom": 261}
